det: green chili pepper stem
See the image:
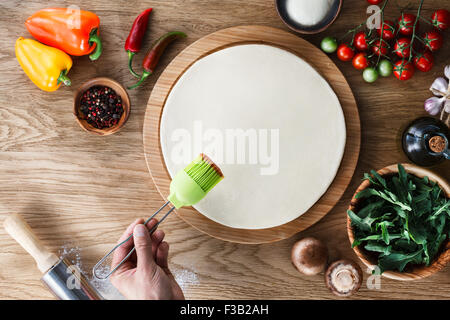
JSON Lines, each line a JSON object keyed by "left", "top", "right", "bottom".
{"left": 89, "top": 29, "right": 103, "bottom": 61}
{"left": 127, "top": 50, "right": 141, "bottom": 78}
{"left": 128, "top": 70, "right": 151, "bottom": 90}
{"left": 57, "top": 70, "right": 71, "bottom": 86}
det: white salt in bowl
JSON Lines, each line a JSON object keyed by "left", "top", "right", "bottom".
{"left": 275, "top": 0, "right": 342, "bottom": 34}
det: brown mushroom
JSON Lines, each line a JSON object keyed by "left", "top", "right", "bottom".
{"left": 325, "top": 259, "right": 363, "bottom": 297}
{"left": 291, "top": 237, "right": 328, "bottom": 275}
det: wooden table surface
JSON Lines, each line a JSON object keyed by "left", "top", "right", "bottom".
{"left": 0, "top": 0, "right": 449, "bottom": 300}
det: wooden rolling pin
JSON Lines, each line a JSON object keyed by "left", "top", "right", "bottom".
{"left": 3, "top": 214, "right": 102, "bottom": 300}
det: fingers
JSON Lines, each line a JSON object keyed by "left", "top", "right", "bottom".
{"left": 111, "top": 218, "right": 144, "bottom": 270}
{"left": 156, "top": 241, "right": 169, "bottom": 271}
{"left": 110, "top": 216, "right": 168, "bottom": 280}
{"left": 151, "top": 229, "right": 165, "bottom": 256}
{"left": 144, "top": 218, "right": 165, "bottom": 257}
{"left": 133, "top": 224, "right": 157, "bottom": 272}
{"left": 145, "top": 217, "right": 158, "bottom": 230}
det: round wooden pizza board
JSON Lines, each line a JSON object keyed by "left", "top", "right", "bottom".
{"left": 143, "top": 25, "right": 360, "bottom": 243}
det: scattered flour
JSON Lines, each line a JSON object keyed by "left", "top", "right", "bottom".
{"left": 58, "top": 243, "right": 198, "bottom": 299}
{"left": 173, "top": 267, "right": 199, "bottom": 291}
{"left": 58, "top": 243, "right": 124, "bottom": 300}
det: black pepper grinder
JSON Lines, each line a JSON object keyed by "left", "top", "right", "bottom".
{"left": 402, "top": 117, "right": 450, "bottom": 167}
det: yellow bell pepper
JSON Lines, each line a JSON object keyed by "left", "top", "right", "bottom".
{"left": 15, "top": 37, "right": 72, "bottom": 92}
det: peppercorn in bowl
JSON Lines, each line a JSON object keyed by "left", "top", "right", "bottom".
{"left": 74, "top": 77, "right": 130, "bottom": 135}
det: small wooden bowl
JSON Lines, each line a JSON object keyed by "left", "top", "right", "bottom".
{"left": 73, "top": 77, "right": 130, "bottom": 135}
{"left": 347, "top": 163, "right": 450, "bottom": 280}
{"left": 275, "top": 0, "right": 342, "bottom": 34}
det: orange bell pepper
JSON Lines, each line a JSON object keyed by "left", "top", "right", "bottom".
{"left": 15, "top": 37, "right": 72, "bottom": 92}
{"left": 25, "top": 8, "right": 102, "bottom": 60}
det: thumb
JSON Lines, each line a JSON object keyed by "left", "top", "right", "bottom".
{"left": 133, "top": 224, "right": 156, "bottom": 271}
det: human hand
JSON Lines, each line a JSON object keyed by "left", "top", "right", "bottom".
{"left": 110, "top": 218, "right": 184, "bottom": 300}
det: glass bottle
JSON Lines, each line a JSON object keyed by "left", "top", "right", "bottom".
{"left": 402, "top": 117, "right": 449, "bottom": 167}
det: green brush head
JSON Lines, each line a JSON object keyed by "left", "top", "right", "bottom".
{"left": 168, "top": 154, "right": 224, "bottom": 209}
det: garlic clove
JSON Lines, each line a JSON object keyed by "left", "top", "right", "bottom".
{"left": 444, "top": 65, "right": 450, "bottom": 81}
{"left": 430, "top": 77, "right": 448, "bottom": 97}
{"left": 445, "top": 99, "right": 450, "bottom": 113}
{"left": 424, "top": 96, "right": 444, "bottom": 116}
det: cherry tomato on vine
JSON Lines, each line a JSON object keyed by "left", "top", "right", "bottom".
{"left": 393, "top": 60, "right": 415, "bottom": 80}
{"left": 337, "top": 43, "right": 355, "bottom": 61}
{"left": 431, "top": 9, "right": 449, "bottom": 30}
{"left": 413, "top": 51, "right": 434, "bottom": 72}
{"left": 363, "top": 67, "right": 378, "bottom": 83}
{"left": 367, "top": 0, "right": 382, "bottom": 4}
{"left": 377, "top": 59, "right": 393, "bottom": 77}
{"left": 393, "top": 38, "right": 411, "bottom": 58}
{"left": 321, "top": 36, "right": 338, "bottom": 53}
{"left": 423, "top": 31, "right": 443, "bottom": 51}
{"left": 371, "top": 39, "right": 389, "bottom": 56}
{"left": 376, "top": 20, "right": 396, "bottom": 41}
{"left": 352, "top": 53, "right": 369, "bottom": 70}
{"left": 354, "top": 32, "right": 369, "bottom": 51}
{"left": 397, "top": 13, "right": 417, "bottom": 36}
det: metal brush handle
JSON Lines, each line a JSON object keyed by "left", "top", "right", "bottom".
{"left": 92, "top": 201, "right": 175, "bottom": 280}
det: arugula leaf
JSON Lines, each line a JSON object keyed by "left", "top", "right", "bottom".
{"left": 365, "top": 241, "right": 391, "bottom": 255}
{"left": 427, "top": 233, "right": 447, "bottom": 265}
{"left": 429, "top": 202, "right": 450, "bottom": 220}
{"left": 357, "top": 200, "right": 384, "bottom": 219}
{"left": 355, "top": 188, "right": 380, "bottom": 199}
{"left": 351, "top": 239, "right": 361, "bottom": 248}
{"left": 356, "top": 188, "right": 412, "bottom": 211}
{"left": 350, "top": 164, "right": 449, "bottom": 274}
{"left": 370, "top": 170, "right": 387, "bottom": 189}
{"left": 408, "top": 219, "right": 428, "bottom": 245}
{"left": 358, "top": 233, "right": 402, "bottom": 242}
{"left": 392, "top": 176, "right": 406, "bottom": 203}
{"left": 378, "top": 249, "right": 424, "bottom": 272}
{"left": 347, "top": 209, "right": 371, "bottom": 232}
{"left": 402, "top": 229, "right": 411, "bottom": 242}
{"left": 431, "top": 185, "right": 442, "bottom": 204}
{"left": 380, "top": 222, "right": 390, "bottom": 245}
{"left": 393, "top": 239, "right": 418, "bottom": 253}
{"left": 398, "top": 164, "right": 408, "bottom": 187}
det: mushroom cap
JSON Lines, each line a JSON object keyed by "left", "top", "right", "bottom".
{"left": 291, "top": 237, "right": 328, "bottom": 275}
{"left": 325, "top": 259, "right": 363, "bottom": 297}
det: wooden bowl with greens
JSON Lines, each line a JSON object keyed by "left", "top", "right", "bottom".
{"left": 347, "top": 163, "right": 450, "bottom": 280}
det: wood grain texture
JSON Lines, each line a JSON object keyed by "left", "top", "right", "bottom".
{"left": 143, "top": 25, "right": 361, "bottom": 243}
{"left": 0, "top": 0, "right": 449, "bottom": 300}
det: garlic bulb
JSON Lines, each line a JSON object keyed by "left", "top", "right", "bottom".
{"left": 430, "top": 77, "right": 448, "bottom": 96}
{"left": 445, "top": 65, "right": 450, "bottom": 80}
{"left": 425, "top": 97, "right": 445, "bottom": 115}
{"left": 425, "top": 65, "right": 450, "bottom": 125}
{"left": 445, "top": 99, "right": 450, "bottom": 113}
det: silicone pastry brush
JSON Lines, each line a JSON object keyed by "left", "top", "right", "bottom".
{"left": 93, "top": 153, "right": 223, "bottom": 279}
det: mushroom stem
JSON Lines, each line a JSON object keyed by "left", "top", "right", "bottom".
{"left": 325, "top": 260, "right": 363, "bottom": 297}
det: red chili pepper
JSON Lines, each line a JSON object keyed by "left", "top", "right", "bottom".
{"left": 125, "top": 8, "right": 152, "bottom": 78}
{"left": 128, "top": 31, "right": 186, "bottom": 90}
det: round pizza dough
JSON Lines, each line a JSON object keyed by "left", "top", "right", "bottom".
{"left": 160, "top": 44, "right": 346, "bottom": 229}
